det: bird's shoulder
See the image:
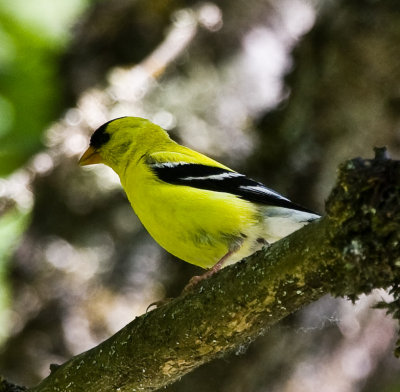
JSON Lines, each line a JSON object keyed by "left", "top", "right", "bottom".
{"left": 144, "top": 148, "right": 229, "bottom": 169}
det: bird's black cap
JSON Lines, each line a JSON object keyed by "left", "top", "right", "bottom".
{"left": 90, "top": 117, "right": 127, "bottom": 149}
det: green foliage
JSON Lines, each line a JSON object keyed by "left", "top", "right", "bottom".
{"left": 0, "top": 0, "right": 89, "bottom": 176}
{"left": 0, "top": 208, "right": 30, "bottom": 345}
{"left": 0, "top": 0, "right": 89, "bottom": 346}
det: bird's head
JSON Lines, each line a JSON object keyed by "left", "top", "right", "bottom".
{"left": 79, "top": 117, "right": 171, "bottom": 173}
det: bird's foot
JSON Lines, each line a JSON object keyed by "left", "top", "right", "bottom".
{"left": 146, "top": 297, "right": 173, "bottom": 313}
{"left": 181, "top": 270, "right": 215, "bottom": 293}
{"left": 181, "top": 256, "right": 229, "bottom": 293}
{"left": 181, "top": 249, "right": 236, "bottom": 294}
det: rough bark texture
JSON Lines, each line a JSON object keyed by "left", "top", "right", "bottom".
{"left": 17, "top": 150, "right": 399, "bottom": 392}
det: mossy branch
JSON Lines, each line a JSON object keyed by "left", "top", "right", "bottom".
{"left": 15, "top": 150, "right": 400, "bottom": 391}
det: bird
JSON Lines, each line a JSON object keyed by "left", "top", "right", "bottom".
{"left": 79, "top": 117, "right": 320, "bottom": 284}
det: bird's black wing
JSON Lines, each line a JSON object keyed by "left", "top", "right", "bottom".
{"left": 148, "top": 161, "right": 315, "bottom": 214}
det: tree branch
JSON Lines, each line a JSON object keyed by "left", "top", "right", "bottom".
{"left": 20, "top": 150, "right": 400, "bottom": 391}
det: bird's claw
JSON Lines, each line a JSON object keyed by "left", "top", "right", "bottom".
{"left": 146, "top": 298, "right": 173, "bottom": 313}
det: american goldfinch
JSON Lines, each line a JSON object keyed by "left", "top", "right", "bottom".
{"left": 79, "top": 117, "right": 319, "bottom": 278}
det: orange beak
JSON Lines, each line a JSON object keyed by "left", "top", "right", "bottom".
{"left": 79, "top": 146, "right": 103, "bottom": 166}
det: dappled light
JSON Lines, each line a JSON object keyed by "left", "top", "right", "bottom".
{"left": 0, "top": 0, "right": 400, "bottom": 391}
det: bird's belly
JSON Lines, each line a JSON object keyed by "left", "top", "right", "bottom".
{"left": 124, "top": 178, "right": 261, "bottom": 269}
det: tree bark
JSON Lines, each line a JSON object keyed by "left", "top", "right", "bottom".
{"left": 13, "top": 149, "right": 398, "bottom": 391}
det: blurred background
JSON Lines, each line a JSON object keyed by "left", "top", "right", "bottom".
{"left": 1, "top": 0, "right": 400, "bottom": 390}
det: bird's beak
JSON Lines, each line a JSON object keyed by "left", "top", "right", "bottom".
{"left": 79, "top": 146, "right": 103, "bottom": 166}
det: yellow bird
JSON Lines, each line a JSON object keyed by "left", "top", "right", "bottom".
{"left": 80, "top": 117, "right": 319, "bottom": 279}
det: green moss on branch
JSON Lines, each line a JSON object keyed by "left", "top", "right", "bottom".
{"left": 27, "top": 151, "right": 400, "bottom": 392}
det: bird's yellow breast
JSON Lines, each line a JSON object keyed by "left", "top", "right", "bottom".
{"left": 120, "top": 161, "right": 260, "bottom": 269}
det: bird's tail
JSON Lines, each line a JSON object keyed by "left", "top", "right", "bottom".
{"left": 261, "top": 206, "right": 320, "bottom": 243}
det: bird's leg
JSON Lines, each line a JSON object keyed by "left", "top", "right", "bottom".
{"left": 182, "top": 249, "right": 235, "bottom": 293}
{"left": 147, "top": 251, "right": 234, "bottom": 308}
{"left": 148, "top": 251, "right": 233, "bottom": 309}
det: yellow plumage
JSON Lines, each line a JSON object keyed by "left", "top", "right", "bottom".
{"left": 79, "top": 117, "right": 319, "bottom": 271}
